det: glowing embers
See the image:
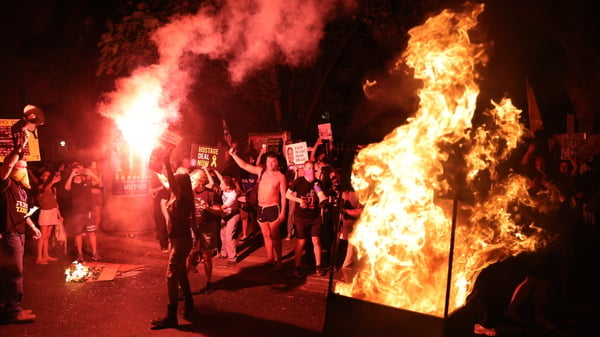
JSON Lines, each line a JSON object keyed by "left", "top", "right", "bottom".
{"left": 65, "top": 261, "right": 95, "bottom": 283}
{"left": 334, "top": 2, "right": 546, "bottom": 318}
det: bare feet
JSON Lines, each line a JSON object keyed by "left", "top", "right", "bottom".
{"left": 36, "top": 258, "right": 48, "bottom": 265}
{"left": 46, "top": 256, "right": 58, "bottom": 261}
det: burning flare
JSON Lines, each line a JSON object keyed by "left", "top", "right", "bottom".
{"left": 336, "top": 3, "right": 549, "bottom": 317}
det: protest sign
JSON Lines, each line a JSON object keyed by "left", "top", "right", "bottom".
{"left": 285, "top": 142, "right": 308, "bottom": 168}
{"left": 318, "top": 123, "right": 333, "bottom": 141}
{"left": 0, "top": 119, "right": 41, "bottom": 161}
{"left": 190, "top": 144, "right": 221, "bottom": 169}
{"left": 248, "top": 131, "right": 291, "bottom": 153}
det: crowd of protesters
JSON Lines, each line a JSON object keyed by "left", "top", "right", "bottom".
{"left": 3, "top": 111, "right": 600, "bottom": 331}
{"left": 471, "top": 131, "right": 600, "bottom": 336}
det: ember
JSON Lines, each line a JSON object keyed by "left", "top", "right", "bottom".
{"left": 65, "top": 261, "right": 99, "bottom": 283}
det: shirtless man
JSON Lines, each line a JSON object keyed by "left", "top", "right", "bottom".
{"left": 229, "top": 147, "right": 287, "bottom": 270}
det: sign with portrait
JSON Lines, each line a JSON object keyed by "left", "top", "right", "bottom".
{"left": 285, "top": 142, "right": 308, "bottom": 168}
{"left": 318, "top": 123, "right": 333, "bottom": 141}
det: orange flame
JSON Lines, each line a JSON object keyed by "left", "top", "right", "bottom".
{"left": 65, "top": 261, "right": 92, "bottom": 283}
{"left": 335, "top": 3, "right": 550, "bottom": 317}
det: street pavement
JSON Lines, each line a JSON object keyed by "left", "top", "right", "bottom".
{"left": 0, "top": 230, "right": 329, "bottom": 337}
{"left": 1, "top": 223, "right": 599, "bottom": 337}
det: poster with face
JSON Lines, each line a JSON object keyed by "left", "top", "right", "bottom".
{"left": 286, "top": 142, "right": 308, "bottom": 168}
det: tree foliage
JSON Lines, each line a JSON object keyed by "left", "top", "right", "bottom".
{"left": 96, "top": 0, "right": 204, "bottom": 77}
{"left": 95, "top": 0, "right": 443, "bottom": 144}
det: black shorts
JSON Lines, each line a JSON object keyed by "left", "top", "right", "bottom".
{"left": 257, "top": 205, "right": 280, "bottom": 223}
{"left": 294, "top": 216, "right": 322, "bottom": 239}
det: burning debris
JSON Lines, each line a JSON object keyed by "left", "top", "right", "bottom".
{"left": 65, "top": 261, "right": 100, "bottom": 283}
{"left": 335, "top": 2, "right": 554, "bottom": 317}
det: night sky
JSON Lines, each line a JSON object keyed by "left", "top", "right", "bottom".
{"left": 0, "top": 0, "right": 598, "bottom": 161}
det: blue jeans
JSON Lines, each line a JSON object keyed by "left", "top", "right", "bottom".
{"left": 0, "top": 232, "right": 25, "bottom": 316}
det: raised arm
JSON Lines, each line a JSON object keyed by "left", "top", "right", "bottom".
{"left": 1, "top": 130, "right": 29, "bottom": 181}
{"left": 84, "top": 167, "right": 103, "bottom": 188}
{"left": 164, "top": 148, "right": 180, "bottom": 198}
{"left": 42, "top": 173, "right": 61, "bottom": 193}
{"left": 64, "top": 168, "right": 77, "bottom": 191}
{"left": 228, "top": 147, "right": 262, "bottom": 175}
{"left": 309, "top": 136, "right": 324, "bottom": 162}
{"left": 203, "top": 167, "right": 216, "bottom": 190}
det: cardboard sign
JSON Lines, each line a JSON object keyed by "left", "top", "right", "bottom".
{"left": 285, "top": 142, "right": 308, "bottom": 167}
{"left": 558, "top": 133, "right": 600, "bottom": 162}
{"left": 248, "top": 131, "right": 291, "bottom": 153}
{"left": 0, "top": 119, "right": 41, "bottom": 162}
{"left": 318, "top": 123, "right": 333, "bottom": 141}
{"left": 190, "top": 144, "right": 221, "bottom": 169}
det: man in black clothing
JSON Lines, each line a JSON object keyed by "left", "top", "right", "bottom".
{"left": 0, "top": 126, "right": 41, "bottom": 324}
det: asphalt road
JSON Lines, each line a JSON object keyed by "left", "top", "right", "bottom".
{"left": 0, "top": 231, "right": 329, "bottom": 337}
{"left": 1, "top": 224, "right": 598, "bottom": 337}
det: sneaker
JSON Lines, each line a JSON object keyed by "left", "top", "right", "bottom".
{"left": 226, "top": 260, "right": 236, "bottom": 267}
{"left": 293, "top": 267, "right": 305, "bottom": 279}
{"left": 473, "top": 323, "right": 496, "bottom": 336}
{"left": 150, "top": 316, "right": 178, "bottom": 329}
{"left": 316, "top": 266, "right": 327, "bottom": 277}
{"left": 7, "top": 310, "right": 36, "bottom": 324}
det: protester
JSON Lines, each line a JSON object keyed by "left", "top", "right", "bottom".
{"left": 149, "top": 165, "right": 170, "bottom": 253}
{"left": 151, "top": 147, "right": 196, "bottom": 329}
{"left": 236, "top": 151, "right": 260, "bottom": 241}
{"left": 338, "top": 179, "right": 363, "bottom": 269}
{"left": 64, "top": 163, "right": 101, "bottom": 261}
{"left": 187, "top": 167, "right": 222, "bottom": 293}
{"left": 88, "top": 160, "right": 104, "bottom": 232}
{"left": 286, "top": 160, "right": 328, "bottom": 278}
{"left": 229, "top": 147, "right": 287, "bottom": 271}
{"left": 0, "top": 126, "right": 41, "bottom": 324}
{"left": 35, "top": 169, "right": 63, "bottom": 264}
{"left": 213, "top": 169, "right": 240, "bottom": 267}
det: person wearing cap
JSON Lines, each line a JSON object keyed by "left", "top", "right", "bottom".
{"left": 11, "top": 105, "right": 45, "bottom": 149}
{"left": 0, "top": 127, "right": 41, "bottom": 324}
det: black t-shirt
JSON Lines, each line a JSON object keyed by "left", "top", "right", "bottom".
{"left": 70, "top": 179, "right": 93, "bottom": 214}
{"left": 0, "top": 179, "right": 29, "bottom": 233}
{"left": 193, "top": 188, "right": 222, "bottom": 231}
{"left": 290, "top": 177, "right": 322, "bottom": 219}
{"left": 239, "top": 170, "right": 258, "bottom": 193}
{"left": 168, "top": 193, "right": 194, "bottom": 238}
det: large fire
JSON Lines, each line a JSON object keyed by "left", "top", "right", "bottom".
{"left": 335, "top": 3, "right": 550, "bottom": 317}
